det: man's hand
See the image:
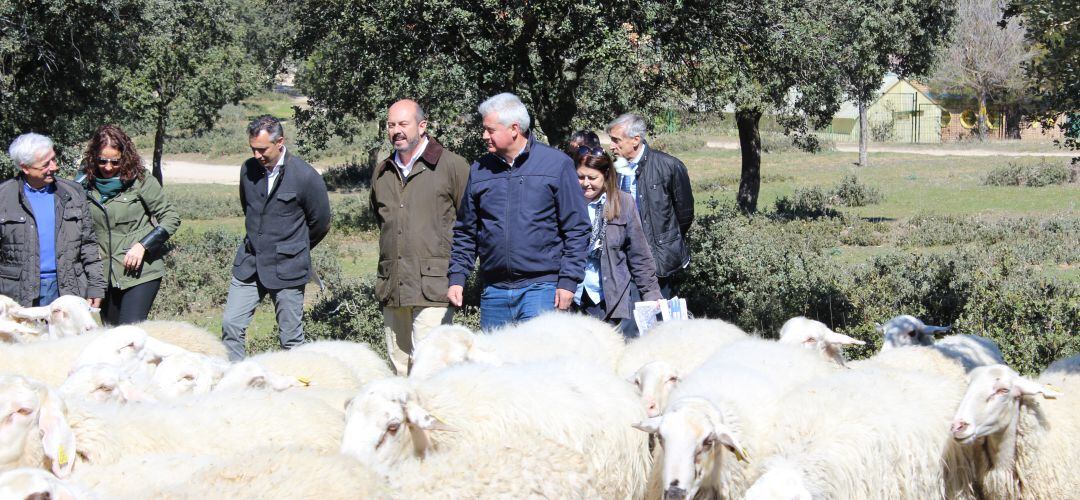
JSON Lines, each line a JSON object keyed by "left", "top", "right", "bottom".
{"left": 88, "top": 297, "right": 102, "bottom": 308}
{"left": 124, "top": 243, "right": 146, "bottom": 271}
{"left": 447, "top": 285, "right": 464, "bottom": 307}
{"left": 554, "top": 288, "right": 574, "bottom": 310}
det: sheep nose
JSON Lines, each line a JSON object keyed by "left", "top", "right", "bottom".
{"left": 646, "top": 402, "right": 659, "bottom": 417}
{"left": 663, "top": 486, "right": 688, "bottom": 500}
{"left": 951, "top": 420, "right": 969, "bottom": 436}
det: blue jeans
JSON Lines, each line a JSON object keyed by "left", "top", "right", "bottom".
{"left": 480, "top": 282, "right": 556, "bottom": 331}
{"left": 36, "top": 274, "right": 59, "bottom": 306}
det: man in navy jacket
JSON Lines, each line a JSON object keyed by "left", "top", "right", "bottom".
{"left": 447, "top": 93, "right": 590, "bottom": 330}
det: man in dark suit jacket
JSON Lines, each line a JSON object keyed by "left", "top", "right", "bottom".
{"left": 221, "top": 115, "right": 331, "bottom": 361}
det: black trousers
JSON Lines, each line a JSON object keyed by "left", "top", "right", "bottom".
{"left": 102, "top": 279, "right": 161, "bottom": 326}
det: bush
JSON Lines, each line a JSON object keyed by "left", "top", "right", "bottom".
{"left": 830, "top": 174, "right": 883, "bottom": 207}
{"left": 773, "top": 186, "right": 838, "bottom": 219}
{"left": 760, "top": 133, "right": 796, "bottom": 153}
{"left": 156, "top": 228, "right": 242, "bottom": 316}
{"left": 331, "top": 193, "right": 377, "bottom": 234}
{"left": 983, "top": 159, "right": 1073, "bottom": 187}
{"left": 167, "top": 185, "right": 244, "bottom": 220}
{"left": 323, "top": 161, "right": 373, "bottom": 191}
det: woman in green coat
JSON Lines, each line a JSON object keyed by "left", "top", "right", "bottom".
{"left": 80, "top": 125, "right": 181, "bottom": 325}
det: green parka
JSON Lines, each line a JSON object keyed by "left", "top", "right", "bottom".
{"left": 82, "top": 173, "right": 181, "bottom": 289}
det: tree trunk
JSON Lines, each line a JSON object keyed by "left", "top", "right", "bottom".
{"left": 152, "top": 103, "right": 166, "bottom": 185}
{"left": 977, "top": 92, "right": 988, "bottom": 141}
{"left": 858, "top": 98, "right": 869, "bottom": 167}
{"left": 736, "top": 108, "right": 763, "bottom": 214}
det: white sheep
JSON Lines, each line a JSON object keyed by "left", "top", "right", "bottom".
{"left": 72, "top": 447, "right": 389, "bottom": 499}
{"left": 949, "top": 361, "right": 1080, "bottom": 499}
{"left": 744, "top": 365, "right": 978, "bottom": 500}
{"left": 128, "top": 320, "right": 228, "bottom": 359}
{"left": 246, "top": 349, "right": 363, "bottom": 392}
{"left": 1, "top": 327, "right": 153, "bottom": 386}
{"left": 408, "top": 311, "right": 625, "bottom": 379}
{"left": 148, "top": 352, "right": 230, "bottom": 399}
{"left": 777, "top": 316, "right": 865, "bottom": 367}
{"left": 634, "top": 338, "right": 841, "bottom": 499}
{"left": 41, "top": 296, "right": 100, "bottom": 340}
{"left": 214, "top": 360, "right": 307, "bottom": 393}
{"left": 59, "top": 364, "right": 153, "bottom": 405}
{"left": 0, "top": 374, "right": 347, "bottom": 478}
{"left": 0, "top": 318, "right": 45, "bottom": 344}
{"left": 878, "top": 314, "right": 1003, "bottom": 371}
{"left": 293, "top": 340, "right": 392, "bottom": 383}
{"left": 341, "top": 359, "right": 650, "bottom": 498}
{"left": 0, "top": 467, "right": 97, "bottom": 500}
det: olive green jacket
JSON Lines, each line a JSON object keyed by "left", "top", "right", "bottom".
{"left": 82, "top": 173, "right": 181, "bottom": 289}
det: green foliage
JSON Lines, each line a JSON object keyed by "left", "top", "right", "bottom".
{"left": 774, "top": 187, "right": 839, "bottom": 219}
{"left": 982, "top": 159, "right": 1074, "bottom": 186}
{"left": 167, "top": 185, "right": 244, "bottom": 220}
{"left": 830, "top": 174, "right": 883, "bottom": 207}
{"left": 681, "top": 205, "right": 1080, "bottom": 373}
{"left": 331, "top": 194, "right": 377, "bottom": 234}
{"left": 322, "top": 161, "right": 373, "bottom": 192}
{"left": 156, "top": 228, "right": 242, "bottom": 316}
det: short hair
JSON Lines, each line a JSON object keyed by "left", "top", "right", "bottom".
{"left": 7, "top": 133, "right": 53, "bottom": 168}
{"left": 606, "top": 113, "right": 648, "bottom": 141}
{"left": 413, "top": 102, "right": 428, "bottom": 123}
{"left": 478, "top": 93, "right": 531, "bottom": 133}
{"left": 569, "top": 130, "right": 601, "bottom": 149}
{"left": 247, "top": 115, "right": 284, "bottom": 141}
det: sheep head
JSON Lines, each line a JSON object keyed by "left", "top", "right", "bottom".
{"left": 877, "top": 314, "right": 950, "bottom": 349}
{"left": 0, "top": 468, "right": 88, "bottom": 500}
{"left": 60, "top": 364, "right": 151, "bottom": 404}
{"left": 0, "top": 375, "right": 76, "bottom": 478}
{"left": 633, "top": 397, "right": 747, "bottom": 500}
{"left": 408, "top": 325, "right": 501, "bottom": 379}
{"left": 341, "top": 378, "right": 457, "bottom": 476}
{"left": 216, "top": 361, "right": 304, "bottom": 393}
{"left": 46, "top": 296, "right": 99, "bottom": 339}
{"left": 779, "top": 316, "right": 865, "bottom": 367}
{"left": 71, "top": 326, "right": 149, "bottom": 370}
{"left": 0, "top": 295, "right": 20, "bottom": 320}
{"left": 151, "top": 352, "right": 227, "bottom": 399}
{"left": 629, "top": 361, "right": 680, "bottom": 417}
{"left": 950, "top": 364, "right": 1062, "bottom": 445}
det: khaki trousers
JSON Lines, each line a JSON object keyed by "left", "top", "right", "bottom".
{"left": 383, "top": 305, "right": 454, "bottom": 375}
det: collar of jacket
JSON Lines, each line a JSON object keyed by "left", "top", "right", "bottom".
{"left": 496, "top": 134, "right": 534, "bottom": 169}
{"left": 634, "top": 141, "right": 651, "bottom": 177}
{"left": 377, "top": 134, "right": 447, "bottom": 177}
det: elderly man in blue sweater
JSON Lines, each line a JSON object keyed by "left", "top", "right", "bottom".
{"left": 447, "top": 93, "right": 590, "bottom": 330}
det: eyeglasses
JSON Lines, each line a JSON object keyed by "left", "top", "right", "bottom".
{"left": 96, "top": 157, "right": 121, "bottom": 166}
{"left": 576, "top": 146, "right": 606, "bottom": 158}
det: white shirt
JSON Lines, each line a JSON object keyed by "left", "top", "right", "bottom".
{"left": 394, "top": 137, "right": 429, "bottom": 179}
{"left": 500, "top": 142, "right": 529, "bottom": 167}
{"left": 266, "top": 146, "right": 287, "bottom": 195}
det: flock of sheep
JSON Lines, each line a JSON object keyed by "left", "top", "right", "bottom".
{"left": 0, "top": 293, "right": 1077, "bottom": 499}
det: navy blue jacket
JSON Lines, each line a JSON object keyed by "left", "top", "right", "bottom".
{"left": 448, "top": 135, "right": 590, "bottom": 291}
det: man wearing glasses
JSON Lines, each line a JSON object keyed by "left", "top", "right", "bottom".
{"left": 606, "top": 113, "right": 694, "bottom": 298}
{"left": 0, "top": 133, "right": 105, "bottom": 308}
{"left": 220, "top": 115, "right": 331, "bottom": 361}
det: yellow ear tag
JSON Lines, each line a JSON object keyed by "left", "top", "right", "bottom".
{"left": 1046, "top": 383, "right": 1063, "bottom": 393}
{"left": 57, "top": 445, "right": 69, "bottom": 466}
{"left": 296, "top": 376, "right": 311, "bottom": 386}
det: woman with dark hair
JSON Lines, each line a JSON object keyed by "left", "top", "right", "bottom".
{"left": 573, "top": 146, "right": 662, "bottom": 338}
{"left": 80, "top": 125, "right": 181, "bottom": 325}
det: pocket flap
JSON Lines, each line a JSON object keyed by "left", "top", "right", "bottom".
{"left": 420, "top": 258, "right": 448, "bottom": 277}
{"left": 276, "top": 191, "right": 297, "bottom": 202}
{"left": 275, "top": 241, "right": 307, "bottom": 256}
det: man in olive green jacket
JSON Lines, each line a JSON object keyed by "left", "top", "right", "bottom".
{"left": 371, "top": 99, "right": 470, "bottom": 374}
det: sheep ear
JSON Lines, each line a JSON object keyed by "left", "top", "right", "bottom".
{"left": 715, "top": 426, "right": 749, "bottom": 462}
{"left": 405, "top": 401, "right": 458, "bottom": 432}
{"left": 632, "top": 416, "right": 661, "bottom": 434}
{"left": 38, "top": 388, "right": 77, "bottom": 477}
{"left": 822, "top": 330, "right": 865, "bottom": 346}
{"left": 1013, "top": 377, "right": 1064, "bottom": 399}
{"left": 919, "top": 324, "right": 951, "bottom": 336}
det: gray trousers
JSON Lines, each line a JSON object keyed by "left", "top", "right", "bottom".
{"left": 221, "top": 275, "right": 305, "bottom": 361}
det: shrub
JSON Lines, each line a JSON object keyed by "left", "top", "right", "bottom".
{"left": 760, "top": 133, "right": 796, "bottom": 153}
{"left": 304, "top": 276, "right": 387, "bottom": 356}
{"left": 331, "top": 193, "right": 377, "bottom": 234}
{"left": 156, "top": 228, "right": 242, "bottom": 316}
{"left": 773, "top": 186, "right": 838, "bottom": 219}
{"left": 838, "top": 216, "right": 886, "bottom": 246}
{"left": 830, "top": 174, "right": 883, "bottom": 207}
{"left": 983, "top": 159, "right": 1073, "bottom": 187}
{"left": 323, "top": 161, "right": 373, "bottom": 191}
{"left": 167, "top": 185, "right": 244, "bottom": 220}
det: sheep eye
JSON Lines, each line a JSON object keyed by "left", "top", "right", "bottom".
{"left": 95, "top": 385, "right": 113, "bottom": 393}
{"left": 666, "top": 376, "right": 678, "bottom": 384}
{"left": 908, "top": 331, "right": 917, "bottom": 337}
{"left": 16, "top": 407, "right": 33, "bottom": 416}
{"left": 702, "top": 437, "right": 715, "bottom": 449}
{"left": 633, "top": 379, "right": 641, "bottom": 388}
{"left": 181, "top": 374, "right": 196, "bottom": 381}
{"left": 996, "top": 387, "right": 1010, "bottom": 396}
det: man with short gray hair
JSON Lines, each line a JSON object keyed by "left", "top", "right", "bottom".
{"left": 221, "top": 115, "right": 331, "bottom": 361}
{"left": 0, "top": 133, "right": 105, "bottom": 307}
{"left": 448, "top": 93, "right": 590, "bottom": 330}
{"left": 607, "top": 113, "right": 694, "bottom": 298}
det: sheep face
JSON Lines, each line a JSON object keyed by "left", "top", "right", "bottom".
{"left": 71, "top": 327, "right": 149, "bottom": 370}
{"left": 950, "top": 364, "right": 1061, "bottom": 444}
{"left": 630, "top": 361, "right": 680, "bottom": 417}
{"left": 877, "top": 314, "right": 949, "bottom": 349}
{"left": 341, "top": 378, "right": 454, "bottom": 475}
{"left": 778, "top": 317, "right": 864, "bottom": 367}
{"left": 60, "top": 364, "right": 148, "bottom": 404}
{"left": 633, "top": 398, "right": 747, "bottom": 500}
{"left": 0, "top": 468, "right": 86, "bottom": 500}
{"left": 0, "top": 376, "right": 76, "bottom": 478}
{"left": 151, "top": 353, "right": 224, "bottom": 399}
{"left": 216, "top": 361, "right": 302, "bottom": 393}
{"left": 409, "top": 325, "right": 499, "bottom": 379}
{"left": 47, "top": 296, "right": 99, "bottom": 339}
{"left": 745, "top": 462, "right": 812, "bottom": 500}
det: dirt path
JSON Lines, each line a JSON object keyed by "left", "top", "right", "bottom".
{"left": 705, "top": 140, "right": 1077, "bottom": 157}
{"left": 162, "top": 160, "right": 327, "bottom": 185}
